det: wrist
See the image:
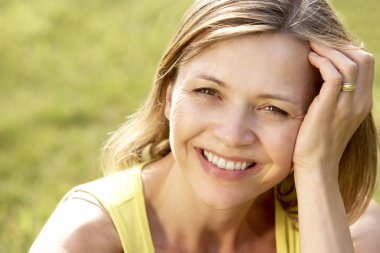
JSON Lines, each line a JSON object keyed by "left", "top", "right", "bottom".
{"left": 293, "top": 163, "right": 340, "bottom": 190}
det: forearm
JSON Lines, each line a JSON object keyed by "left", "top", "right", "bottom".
{"left": 294, "top": 168, "right": 355, "bottom": 253}
{"left": 290, "top": 40, "right": 375, "bottom": 253}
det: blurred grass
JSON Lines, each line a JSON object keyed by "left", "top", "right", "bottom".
{"left": 0, "top": 0, "right": 192, "bottom": 251}
{"left": 0, "top": 0, "right": 378, "bottom": 252}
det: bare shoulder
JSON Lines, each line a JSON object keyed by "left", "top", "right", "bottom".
{"left": 29, "top": 192, "right": 122, "bottom": 253}
{"left": 350, "top": 200, "right": 380, "bottom": 253}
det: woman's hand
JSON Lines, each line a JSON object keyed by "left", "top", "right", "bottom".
{"left": 293, "top": 42, "right": 374, "bottom": 253}
{"left": 292, "top": 42, "right": 374, "bottom": 180}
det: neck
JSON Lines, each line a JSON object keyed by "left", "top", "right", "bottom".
{"left": 142, "top": 154, "right": 275, "bottom": 252}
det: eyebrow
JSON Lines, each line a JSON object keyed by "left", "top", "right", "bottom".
{"left": 256, "top": 93, "right": 295, "bottom": 104}
{"left": 193, "top": 74, "right": 226, "bottom": 87}
{"left": 192, "top": 73, "right": 296, "bottom": 104}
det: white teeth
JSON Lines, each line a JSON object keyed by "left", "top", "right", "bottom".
{"left": 212, "top": 155, "right": 218, "bottom": 164}
{"left": 203, "top": 150, "right": 254, "bottom": 170}
{"left": 226, "top": 161, "right": 234, "bottom": 170}
{"left": 217, "top": 158, "right": 226, "bottom": 168}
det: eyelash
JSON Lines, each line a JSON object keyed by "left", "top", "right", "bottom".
{"left": 194, "top": 88, "right": 219, "bottom": 97}
{"left": 193, "top": 88, "right": 289, "bottom": 117}
{"left": 262, "top": 105, "right": 289, "bottom": 117}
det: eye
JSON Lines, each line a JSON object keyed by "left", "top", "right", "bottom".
{"left": 194, "top": 88, "right": 219, "bottom": 97}
{"left": 262, "top": 105, "right": 289, "bottom": 117}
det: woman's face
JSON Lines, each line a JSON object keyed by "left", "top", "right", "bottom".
{"left": 165, "top": 33, "right": 318, "bottom": 209}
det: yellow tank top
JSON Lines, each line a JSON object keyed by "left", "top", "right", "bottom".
{"left": 71, "top": 163, "right": 299, "bottom": 253}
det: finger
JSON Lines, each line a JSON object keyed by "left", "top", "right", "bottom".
{"left": 339, "top": 48, "right": 375, "bottom": 117}
{"left": 311, "top": 42, "right": 374, "bottom": 97}
{"left": 310, "top": 42, "right": 357, "bottom": 87}
{"left": 338, "top": 48, "right": 374, "bottom": 95}
{"left": 308, "top": 51, "right": 342, "bottom": 108}
{"left": 309, "top": 43, "right": 361, "bottom": 111}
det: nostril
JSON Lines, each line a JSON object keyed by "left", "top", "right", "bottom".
{"left": 214, "top": 126, "right": 256, "bottom": 147}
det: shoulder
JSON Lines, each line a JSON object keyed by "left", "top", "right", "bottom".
{"left": 29, "top": 192, "right": 122, "bottom": 253}
{"left": 350, "top": 200, "right": 380, "bottom": 253}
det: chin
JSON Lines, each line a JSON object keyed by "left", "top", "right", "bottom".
{"left": 193, "top": 183, "right": 265, "bottom": 211}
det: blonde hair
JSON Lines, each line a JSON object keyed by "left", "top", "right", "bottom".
{"left": 102, "top": 0, "right": 378, "bottom": 223}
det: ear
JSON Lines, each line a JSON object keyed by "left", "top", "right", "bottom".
{"left": 164, "top": 83, "right": 173, "bottom": 120}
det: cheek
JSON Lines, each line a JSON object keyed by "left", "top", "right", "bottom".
{"left": 168, "top": 95, "right": 203, "bottom": 148}
{"left": 259, "top": 120, "right": 301, "bottom": 165}
{"left": 169, "top": 91, "right": 219, "bottom": 135}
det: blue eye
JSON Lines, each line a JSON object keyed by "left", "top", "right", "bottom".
{"left": 263, "top": 105, "right": 289, "bottom": 117}
{"left": 194, "top": 88, "right": 218, "bottom": 96}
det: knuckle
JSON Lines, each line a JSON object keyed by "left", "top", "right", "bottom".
{"left": 320, "top": 58, "right": 331, "bottom": 65}
{"left": 358, "top": 51, "right": 375, "bottom": 66}
{"left": 331, "top": 73, "right": 343, "bottom": 84}
{"left": 344, "top": 62, "right": 358, "bottom": 79}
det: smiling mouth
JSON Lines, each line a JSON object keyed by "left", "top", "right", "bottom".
{"left": 202, "top": 149, "right": 256, "bottom": 171}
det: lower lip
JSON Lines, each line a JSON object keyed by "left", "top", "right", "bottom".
{"left": 195, "top": 148, "right": 259, "bottom": 181}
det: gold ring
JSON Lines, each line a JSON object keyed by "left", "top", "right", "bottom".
{"left": 341, "top": 82, "right": 357, "bottom": 92}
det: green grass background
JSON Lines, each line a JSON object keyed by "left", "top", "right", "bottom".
{"left": 0, "top": 0, "right": 379, "bottom": 252}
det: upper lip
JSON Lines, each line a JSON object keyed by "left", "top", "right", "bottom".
{"left": 199, "top": 148, "right": 257, "bottom": 163}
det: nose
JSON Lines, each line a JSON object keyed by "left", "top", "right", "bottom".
{"left": 213, "top": 106, "right": 256, "bottom": 147}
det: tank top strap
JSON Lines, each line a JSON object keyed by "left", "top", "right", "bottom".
{"left": 70, "top": 163, "right": 298, "bottom": 253}
{"left": 275, "top": 198, "right": 300, "bottom": 253}
{"left": 70, "top": 163, "right": 155, "bottom": 253}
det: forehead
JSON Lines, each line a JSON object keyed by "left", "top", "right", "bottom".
{"left": 176, "top": 33, "right": 317, "bottom": 102}
{"left": 178, "top": 32, "right": 313, "bottom": 80}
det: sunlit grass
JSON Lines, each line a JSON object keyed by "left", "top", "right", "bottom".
{"left": 0, "top": 0, "right": 192, "bottom": 251}
{"left": 0, "top": 0, "right": 379, "bottom": 252}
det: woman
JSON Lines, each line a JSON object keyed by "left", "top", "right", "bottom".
{"left": 30, "top": 0, "right": 380, "bottom": 252}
